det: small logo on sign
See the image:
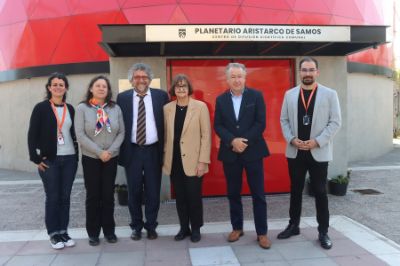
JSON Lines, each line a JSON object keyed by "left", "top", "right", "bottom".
{"left": 179, "top": 29, "right": 186, "bottom": 38}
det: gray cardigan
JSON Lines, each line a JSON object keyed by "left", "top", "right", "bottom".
{"left": 75, "top": 102, "right": 125, "bottom": 159}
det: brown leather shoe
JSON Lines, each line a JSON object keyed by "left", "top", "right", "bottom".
{"left": 228, "top": 230, "right": 244, "bottom": 242}
{"left": 257, "top": 235, "right": 272, "bottom": 249}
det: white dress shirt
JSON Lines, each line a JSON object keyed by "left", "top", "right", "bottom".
{"left": 131, "top": 89, "right": 158, "bottom": 145}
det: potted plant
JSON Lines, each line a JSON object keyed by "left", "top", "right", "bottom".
{"left": 115, "top": 184, "right": 128, "bottom": 206}
{"left": 328, "top": 170, "right": 351, "bottom": 196}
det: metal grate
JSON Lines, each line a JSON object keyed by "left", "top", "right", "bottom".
{"left": 352, "top": 189, "right": 382, "bottom": 195}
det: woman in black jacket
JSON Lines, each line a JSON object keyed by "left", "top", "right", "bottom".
{"left": 28, "top": 73, "right": 78, "bottom": 250}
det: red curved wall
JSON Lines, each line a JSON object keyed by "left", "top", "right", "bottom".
{"left": 0, "top": 0, "right": 393, "bottom": 72}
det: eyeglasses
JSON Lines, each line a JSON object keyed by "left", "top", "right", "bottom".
{"left": 300, "top": 68, "right": 317, "bottom": 73}
{"left": 175, "top": 84, "right": 188, "bottom": 90}
{"left": 133, "top": 76, "right": 149, "bottom": 81}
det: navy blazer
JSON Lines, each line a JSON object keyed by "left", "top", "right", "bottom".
{"left": 214, "top": 87, "right": 270, "bottom": 163}
{"left": 117, "top": 88, "right": 169, "bottom": 167}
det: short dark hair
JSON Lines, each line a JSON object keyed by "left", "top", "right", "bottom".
{"left": 45, "top": 72, "right": 69, "bottom": 102}
{"left": 169, "top": 74, "right": 194, "bottom": 97}
{"left": 83, "top": 75, "right": 114, "bottom": 106}
{"left": 299, "top": 57, "right": 319, "bottom": 69}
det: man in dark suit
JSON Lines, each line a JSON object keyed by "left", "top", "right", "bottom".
{"left": 117, "top": 63, "right": 169, "bottom": 241}
{"left": 214, "top": 62, "right": 271, "bottom": 249}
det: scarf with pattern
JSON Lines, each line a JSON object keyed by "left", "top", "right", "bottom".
{"left": 89, "top": 98, "right": 111, "bottom": 136}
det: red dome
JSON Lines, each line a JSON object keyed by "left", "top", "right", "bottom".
{"left": 0, "top": 0, "right": 392, "bottom": 72}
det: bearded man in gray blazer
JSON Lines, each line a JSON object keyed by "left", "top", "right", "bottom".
{"left": 278, "top": 57, "right": 341, "bottom": 250}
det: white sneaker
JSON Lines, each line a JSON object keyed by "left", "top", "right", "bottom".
{"left": 50, "top": 235, "right": 65, "bottom": 250}
{"left": 60, "top": 233, "right": 75, "bottom": 247}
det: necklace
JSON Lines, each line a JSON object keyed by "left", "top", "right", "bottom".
{"left": 177, "top": 104, "right": 188, "bottom": 111}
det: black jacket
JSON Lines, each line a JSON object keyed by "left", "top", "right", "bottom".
{"left": 28, "top": 100, "right": 79, "bottom": 164}
{"left": 214, "top": 87, "right": 269, "bottom": 163}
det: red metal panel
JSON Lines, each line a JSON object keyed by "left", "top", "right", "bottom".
{"left": 169, "top": 59, "right": 293, "bottom": 196}
{"left": 240, "top": 7, "right": 292, "bottom": 24}
{"left": 28, "top": 0, "right": 71, "bottom": 20}
{"left": 168, "top": 6, "right": 189, "bottom": 24}
{"left": 122, "top": 0, "right": 176, "bottom": 9}
{"left": 123, "top": 5, "right": 177, "bottom": 24}
{"left": 180, "top": 4, "right": 239, "bottom": 23}
{"left": 0, "top": 22, "right": 26, "bottom": 70}
{"left": 68, "top": 0, "right": 120, "bottom": 15}
{"left": 0, "top": 0, "right": 27, "bottom": 25}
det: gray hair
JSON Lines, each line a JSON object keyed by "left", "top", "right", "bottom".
{"left": 127, "top": 63, "right": 154, "bottom": 82}
{"left": 225, "top": 62, "right": 247, "bottom": 78}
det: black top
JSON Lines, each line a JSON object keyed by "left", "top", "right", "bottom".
{"left": 171, "top": 105, "right": 187, "bottom": 175}
{"left": 28, "top": 100, "right": 79, "bottom": 164}
{"left": 297, "top": 88, "right": 317, "bottom": 141}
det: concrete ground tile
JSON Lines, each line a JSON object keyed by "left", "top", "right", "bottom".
{"left": 376, "top": 253, "right": 400, "bottom": 265}
{"left": 5, "top": 254, "right": 55, "bottom": 266}
{"left": 16, "top": 240, "right": 63, "bottom": 255}
{"left": 241, "top": 262, "right": 290, "bottom": 266}
{"left": 145, "top": 235, "right": 188, "bottom": 250}
{"left": 101, "top": 237, "right": 145, "bottom": 253}
{"left": 145, "top": 248, "right": 190, "bottom": 266}
{"left": 58, "top": 239, "right": 102, "bottom": 254}
{"left": 274, "top": 241, "right": 327, "bottom": 260}
{"left": 288, "top": 257, "right": 337, "bottom": 266}
{"left": 189, "top": 246, "right": 240, "bottom": 266}
{"left": 0, "top": 242, "right": 26, "bottom": 255}
{"left": 333, "top": 254, "right": 388, "bottom": 266}
{"left": 188, "top": 233, "right": 227, "bottom": 248}
{"left": 0, "top": 256, "right": 10, "bottom": 265}
{"left": 300, "top": 227, "right": 345, "bottom": 241}
{"left": 232, "top": 244, "right": 284, "bottom": 263}
{"left": 322, "top": 238, "right": 369, "bottom": 257}
{"left": 223, "top": 232, "right": 258, "bottom": 247}
{"left": 98, "top": 251, "right": 144, "bottom": 266}
{"left": 51, "top": 253, "right": 99, "bottom": 266}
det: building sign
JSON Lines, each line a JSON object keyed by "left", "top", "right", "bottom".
{"left": 146, "top": 25, "right": 351, "bottom": 42}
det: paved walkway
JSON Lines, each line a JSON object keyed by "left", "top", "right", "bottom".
{"left": 0, "top": 139, "right": 399, "bottom": 265}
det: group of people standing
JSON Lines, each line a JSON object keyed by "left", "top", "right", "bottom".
{"left": 27, "top": 57, "right": 341, "bottom": 251}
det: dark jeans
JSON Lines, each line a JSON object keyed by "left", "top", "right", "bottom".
{"left": 38, "top": 155, "right": 77, "bottom": 236}
{"left": 287, "top": 151, "right": 329, "bottom": 234}
{"left": 171, "top": 159, "right": 203, "bottom": 231}
{"left": 125, "top": 143, "right": 161, "bottom": 232}
{"left": 82, "top": 155, "right": 118, "bottom": 238}
{"left": 223, "top": 158, "right": 267, "bottom": 235}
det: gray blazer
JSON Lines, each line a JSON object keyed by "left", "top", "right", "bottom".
{"left": 75, "top": 103, "right": 125, "bottom": 159}
{"left": 280, "top": 84, "right": 342, "bottom": 162}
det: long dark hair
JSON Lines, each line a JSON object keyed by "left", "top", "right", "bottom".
{"left": 83, "top": 75, "right": 114, "bottom": 106}
{"left": 45, "top": 72, "right": 69, "bottom": 102}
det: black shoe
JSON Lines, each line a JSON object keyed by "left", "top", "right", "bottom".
{"left": 277, "top": 224, "right": 300, "bottom": 239}
{"left": 174, "top": 228, "right": 191, "bottom": 241}
{"left": 147, "top": 229, "right": 158, "bottom": 240}
{"left": 319, "top": 233, "right": 332, "bottom": 249}
{"left": 88, "top": 236, "right": 100, "bottom": 246}
{"left": 105, "top": 234, "right": 118, "bottom": 243}
{"left": 190, "top": 229, "right": 201, "bottom": 243}
{"left": 130, "top": 230, "right": 142, "bottom": 241}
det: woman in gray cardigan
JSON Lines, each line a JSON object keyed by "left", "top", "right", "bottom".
{"left": 75, "top": 75, "right": 125, "bottom": 246}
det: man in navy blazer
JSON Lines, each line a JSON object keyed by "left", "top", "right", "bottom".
{"left": 278, "top": 57, "right": 341, "bottom": 250}
{"left": 214, "top": 62, "right": 271, "bottom": 249}
{"left": 117, "top": 63, "right": 169, "bottom": 241}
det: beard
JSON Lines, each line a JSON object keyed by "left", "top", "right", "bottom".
{"left": 302, "top": 76, "right": 315, "bottom": 85}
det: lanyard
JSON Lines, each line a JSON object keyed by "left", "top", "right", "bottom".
{"left": 50, "top": 101, "right": 67, "bottom": 135}
{"left": 300, "top": 85, "right": 317, "bottom": 114}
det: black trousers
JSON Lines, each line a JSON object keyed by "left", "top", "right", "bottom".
{"left": 82, "top": 155, "right": 118, "bottom": 237}
{"left": 171, "top": 161, "right": 203, "bottom": 231}
{"left": 287, "top": 151, "right": 329, "bottom": 234}
{"left": 125, "top": 143, "right": 161, "bottom": 231}
{"left": 223, "top": 158, "right": 267, "bottom": 236}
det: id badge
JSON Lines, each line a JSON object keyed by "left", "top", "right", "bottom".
{"left": 303, "top": 115, "right": 311, "bottom": 126}
{"left": 57, "top": 133, "right": 65, "bottom": 145}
